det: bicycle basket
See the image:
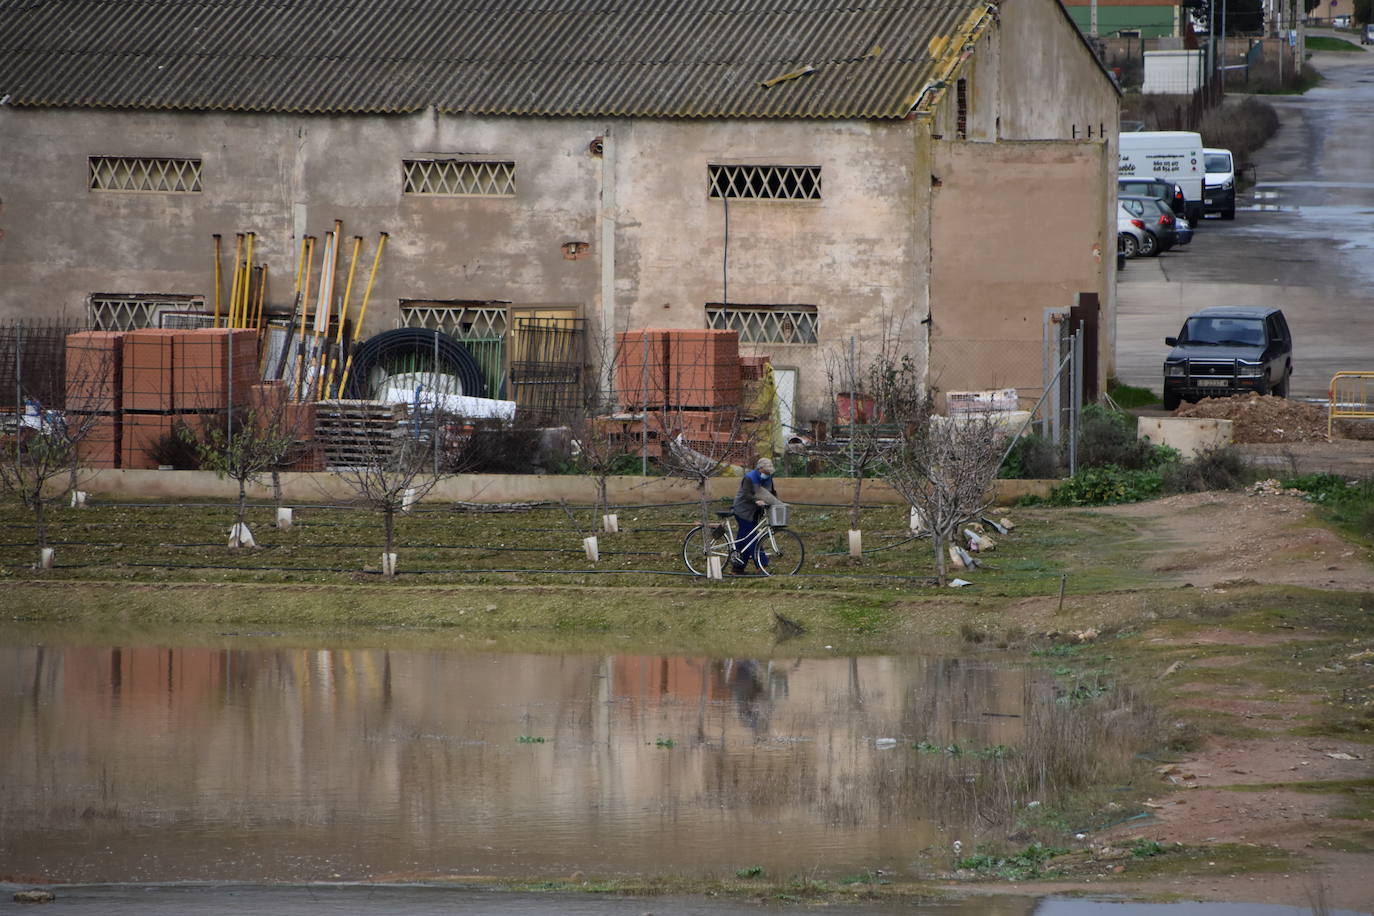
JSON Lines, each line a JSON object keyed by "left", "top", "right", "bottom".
{"left": 767, "top": 504, "right": 790, "bottom": 528}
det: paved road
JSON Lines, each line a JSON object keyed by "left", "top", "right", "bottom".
{"left": 1114, "top": 44, "right": 1374, "bottom": 401}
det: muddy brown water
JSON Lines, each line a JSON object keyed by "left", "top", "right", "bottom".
{"left": 1, "top": 638, "right": 1048, "bottom": 884}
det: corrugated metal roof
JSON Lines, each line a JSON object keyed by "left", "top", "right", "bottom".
{"left": 0, "top": 0, "right": 993, "bottom": 119}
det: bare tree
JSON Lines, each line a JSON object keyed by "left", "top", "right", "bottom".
{"left": 872, "top": 355, "right": 1006, "bottom": 585}
{"left": 566, "top": 333, "right": 631, "bottom": 533}
{"left": 178, "top": 390, "right": 310, "bottom": 546}
{"left": 328, "top": 397, "right": 459, "bottom": 576}
{"left": 817, "top": 343, "right": 895, "bottom": 534}
{"left": 658, "top": 406, "right": 760, "bottom": 569}
{"left": 0, "top": 330, "right": 115, "bottom": 568}
{"left": 0, "top": 411, "right": 108, "bottom": 567}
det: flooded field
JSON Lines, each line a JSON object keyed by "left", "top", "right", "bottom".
{"left": 0, "top": 634, "right": 1144, "bottom": 885}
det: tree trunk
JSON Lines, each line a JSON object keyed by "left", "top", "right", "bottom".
{"left": 236, "top": 477, "right": 248, "bottom": 543}
{"left": 271, "top": 469, "right": 283, "bottom": 508}
{"left": 35, "top": 500, "right": 47, "bottom": 552}
{"left": 596, "top": 477, "right": 609, "bottom": 535}
{"left": 384, "top": 506, "right": 395, "bottom": 558}
{"left": 697, "top": 478, "right": 711, "bottom": 554}
{"left": 850, "top": 474, "right": 864, "bottom": 529}
{"left": 932, "top": 531, "right": 947, "bottom": 586}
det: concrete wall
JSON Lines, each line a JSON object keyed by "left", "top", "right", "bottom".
{"left": 997, "top": 0, "right": 1121, "bottom": 380}
{"left": 927, "top": 139, "right": 1114, "bottom": 402}
{"left": 0, "top": 108, "right": 925, "bottom": 422}
{"left": 67, "top": 469, "right": 1052, "bottom": 506}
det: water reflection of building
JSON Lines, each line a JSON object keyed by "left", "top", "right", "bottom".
{"left": 0, "top": 644, "right": 1034, "bottom": 883}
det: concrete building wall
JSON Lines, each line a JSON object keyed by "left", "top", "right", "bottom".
{"left": 0, "top": 108, "right": 606, "bottom": 326}
{"left": 0, "top": 107, "right": 928, "bottom": 423}
{"left": 927, "top": 139, "right": 1113, "bottom": 400}
{"left": 609, "top": 117, "right": 927, "bottom": 420}
{"left": 997, "top": 0, "right": 1121, "bottom": 378}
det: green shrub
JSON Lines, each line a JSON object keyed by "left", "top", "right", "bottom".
{"left": 1050, "top": 465, "right": 1163, "bottom": 506}
{"left": 1284, "top": 473, "right": 1374, "bottom": 539}
{"left": 1161, "top": 446, "right": 1249, "bottom": 494}
{"left": 1001, "top": 433, "right": 1062, "bottom": 479}
{"left": 1076, "top": 405, "right": 1157, "bottom": 471}
{"left": 146, "top": 425, "right": 202, "bottom": 469}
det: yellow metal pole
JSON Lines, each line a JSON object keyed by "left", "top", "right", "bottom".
{"left": 335, "top": 232, "right": 388, "bottom": 399}
{"left": 227, "top": 233, "right": 244, "bottom": 329}
{"left": 212, "top": 234, "right": 224, "bottom": 328}
{"left": 253, "top": 264, "right": 268, "bottom": 330}
{"left": 309, "top": 230, "right": 337, "bottom": 401}
{"left": 293, "top": 236, "right": 316, "bottom": 400}
{"left": 239, "top": 232, "right": 256, "bottom": 329}
{"left": 293, "top": 235, "right": 308, "bottom": 297}
{"left": 324, "top": 235, "right": 363, "bottom": 398}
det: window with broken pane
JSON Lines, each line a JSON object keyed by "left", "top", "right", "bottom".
{"left": 402, "top": 160, "right": 516, "bottom": 196}
{"left": 707, "top": 165, "right": 821, "bottom": 200}
{"left": 89, "top": 157, "right": 202, "bottom": 193}
{"left": 706, "top": 304, "right": 818, "bottom": 344}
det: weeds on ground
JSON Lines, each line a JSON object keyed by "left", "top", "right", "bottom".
{"left": 1106, "top": 379, "right": 1160, "bottom": 410}
{"left": 1282, "top": 473, "right": 1374, "bottom": 540}
{"left": 956, "top": 843, "right": 1067, "bottom": 880}
{"left": 1305, "top": 36, "right": 1364, "bottom": 52}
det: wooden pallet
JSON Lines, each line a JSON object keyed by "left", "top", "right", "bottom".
{"left": 314, "top": 399, "right": 404, "bottom": 468}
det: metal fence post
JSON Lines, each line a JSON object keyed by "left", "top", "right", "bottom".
{"left": 640, "top": 333, "right": 648, "bottom": 477}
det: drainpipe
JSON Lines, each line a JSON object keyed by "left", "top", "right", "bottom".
{"left": 599, "top": 126, "right": 617, "bottom": 395}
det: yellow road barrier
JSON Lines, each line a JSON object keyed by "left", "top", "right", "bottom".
{"left": 1328, "top": 371, "right": 1374, "bottom": 439}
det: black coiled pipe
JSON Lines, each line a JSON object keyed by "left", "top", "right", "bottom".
{"left": 341, "top": 327, "right": 488, "bottom": 400}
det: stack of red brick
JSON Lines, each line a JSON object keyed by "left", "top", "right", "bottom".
{"left": 64, "top": 328, "right": 321, "bottom": 470}
{"left": 613, "top": 328, "right": 762, "bottom": 464}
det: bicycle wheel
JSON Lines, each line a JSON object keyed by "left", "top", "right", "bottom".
{"left": 682, "top": 523, "right": 734, "bottom": 576}
{"left": 760, "top": 528, "right": 805, "bottom": 576}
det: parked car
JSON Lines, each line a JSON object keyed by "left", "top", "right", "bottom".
{"left": 1174, "top": 213, "right": 1194, "bottom": 246}
{"left": 1118, "top": 176, "right": 1187, "bottom": 219}
{"left": 1364, "top": 22, "right": 1373, "bottom": 43}
{"left": 1162, "top": 306, "right": 1293, "bottom": 410}
{"left": 1203, "top": 147, "right": 1236, "bottom": 220}
{"left": 1119, "top": 195, "right": 1179, "bottom": 253}
{"left": 1118, "top": 203, "right": 1152, "bottom": 258}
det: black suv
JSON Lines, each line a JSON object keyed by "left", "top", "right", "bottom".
{"left": 1119, "top": 177, "right": 1187, "bottom": 219}
{"left": 1162, "top": 307, "right": 1293, "bottom": 410}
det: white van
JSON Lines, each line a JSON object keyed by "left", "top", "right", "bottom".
{"left": 1202, "top": 147, "right": 1236, "bottom": 220}
{"left": 1118, "top": 131, "right": 1204, "bottom": 223}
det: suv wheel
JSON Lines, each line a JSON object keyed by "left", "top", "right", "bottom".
{"left": 1163, "top": 390, "right": 1181, "bottom": 411}
{"left": 1273, "top": 369, "right": 1290, "bottom": 398}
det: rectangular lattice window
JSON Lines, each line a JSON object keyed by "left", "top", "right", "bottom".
{"left": 402, "top": 160, "right": 517, "bottom": 196}
{"left": 89, "top": 157, "right": 202, "bottom": 193}
{"left": 89, "top": 294, "right": 207, "bottom": 331}
{"left": 399, "top": 300, "right": 509, "bottom": 337}
{"left": 956, "top": 78, "right": 968, "bottom": 140}
{"left": 708, "top": 165, "right": 821, "bottom": 200}
{"left": 706, "top": 304, "right": 818, "bottom": 344}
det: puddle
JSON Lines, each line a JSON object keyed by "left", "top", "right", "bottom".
{"left": 0, "top": 640, "right": 1145, "bottom": 885}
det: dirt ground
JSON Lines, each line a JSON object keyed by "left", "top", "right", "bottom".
{"left": 979, "top": 487, "right": 1374, "bottom": 912}
{"left": 1095, "top": 488, "right": 1374, "bottom": 591}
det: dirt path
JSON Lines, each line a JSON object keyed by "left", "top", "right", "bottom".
{"left": 1093, "top": 489, "right": 1374, "bottom": 591}
{"left": 957, "top": 490, "right": 1374, "bottom": 912}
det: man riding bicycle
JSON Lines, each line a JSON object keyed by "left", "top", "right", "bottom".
{"left": 730, "top": 457, "right": 783, "bottom": 575}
